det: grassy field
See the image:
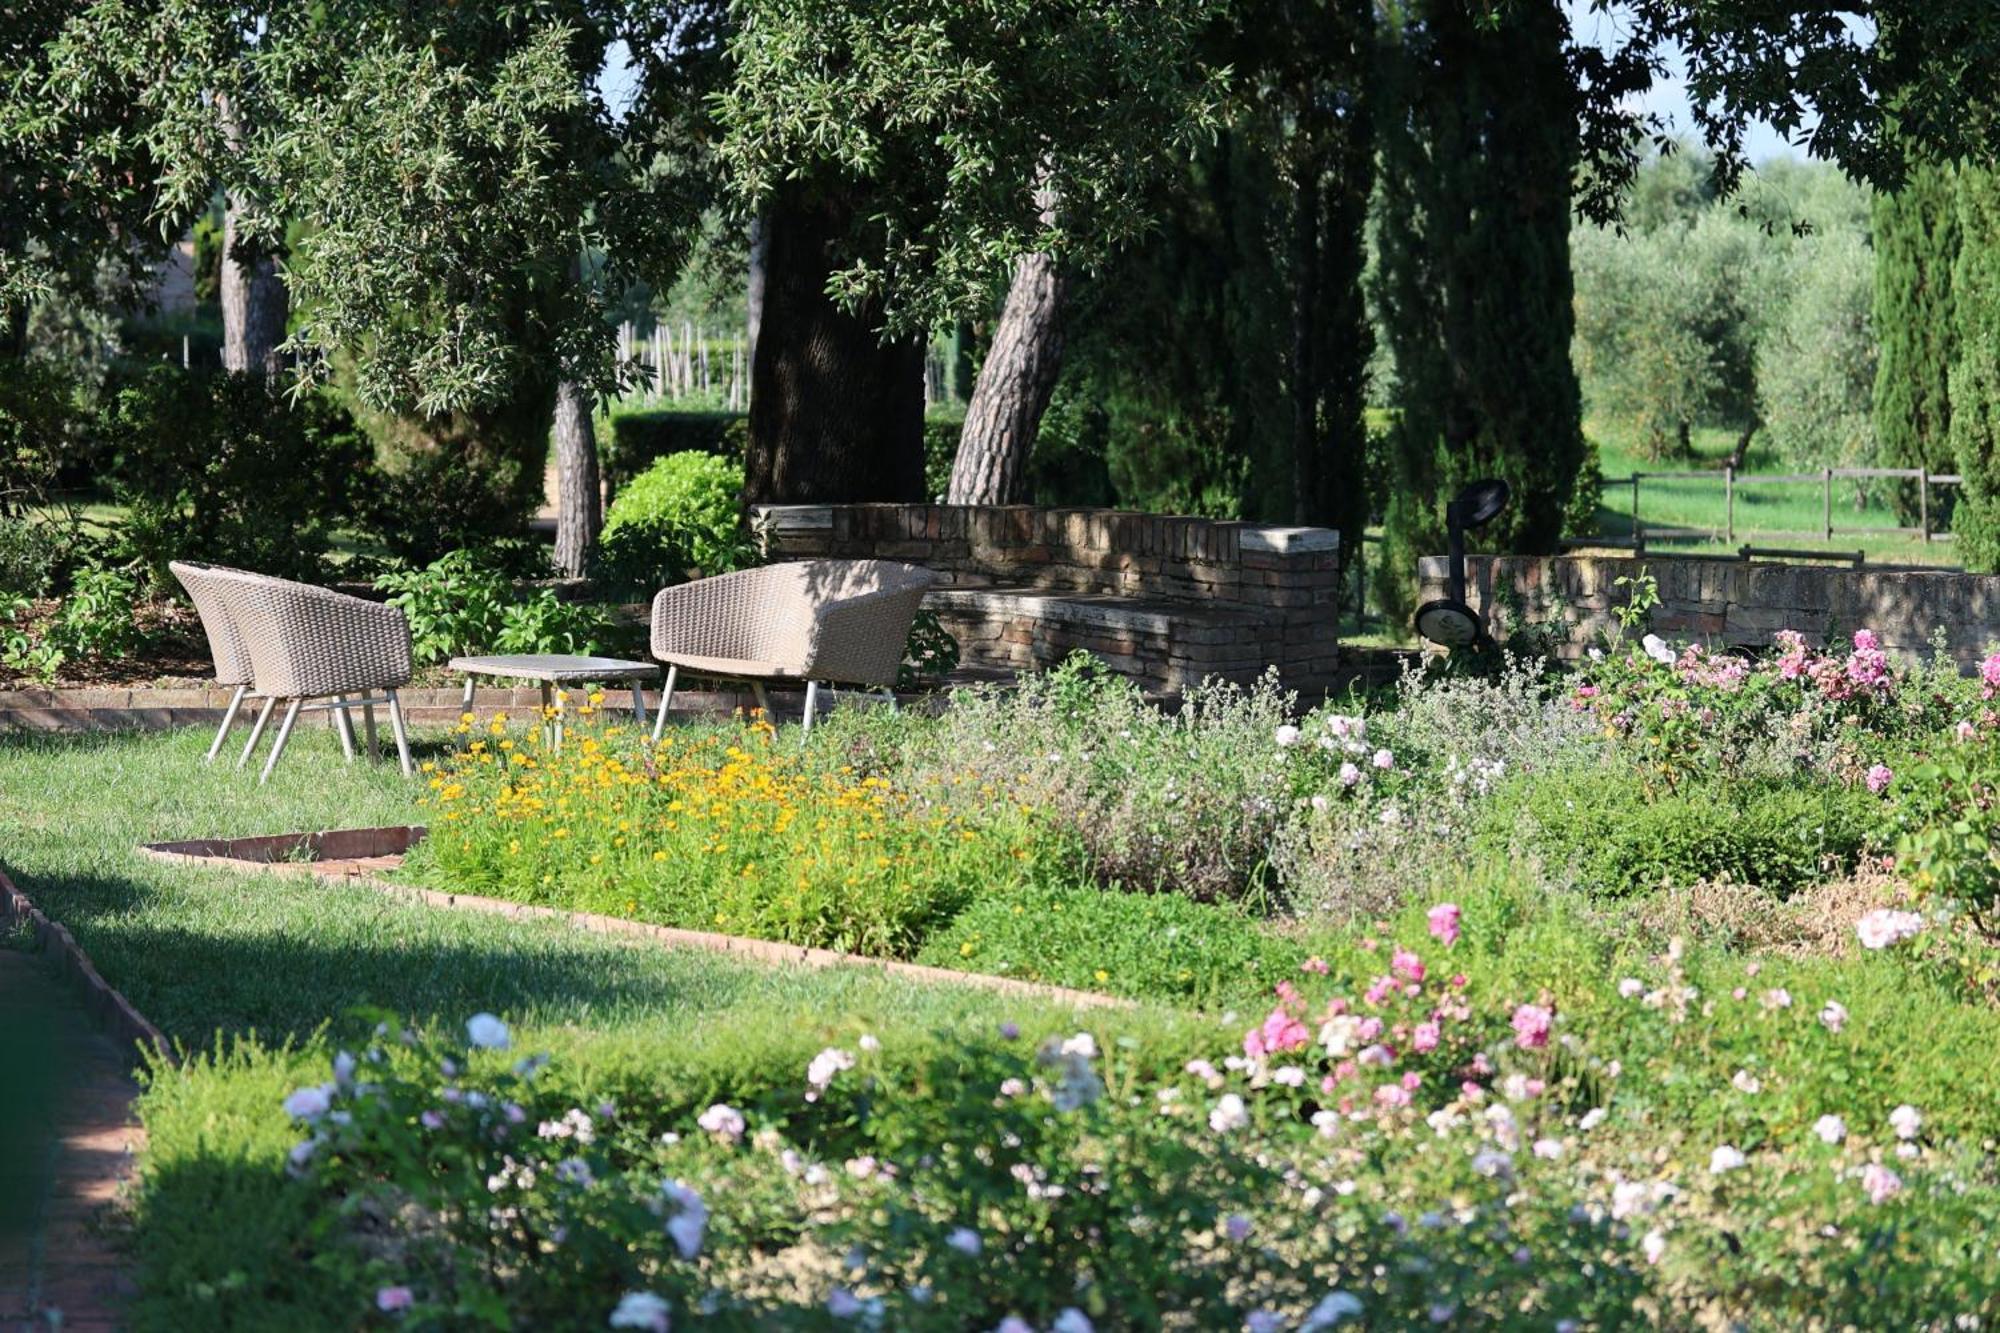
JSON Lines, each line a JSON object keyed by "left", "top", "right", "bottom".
{"left": 1587, "top": 424, "right": 1964, "bottom": 567}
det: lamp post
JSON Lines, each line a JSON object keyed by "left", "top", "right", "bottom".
{"left": 1414, "top": 479, "right": 1510, "bottom": 650}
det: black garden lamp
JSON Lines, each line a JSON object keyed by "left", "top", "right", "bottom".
{"left": 1414, "top": 478, "right": 1510, "bottom": 649}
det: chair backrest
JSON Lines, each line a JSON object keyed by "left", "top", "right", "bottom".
{"left": 168, "top": 560, "right": 255, "bottom": 687}
{"left": 210, "top": 571, "right": 413, "bottom": 698}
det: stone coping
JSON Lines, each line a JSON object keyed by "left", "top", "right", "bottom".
{"left": 137, "top": 827, "right": 1129, "bottom": 1012}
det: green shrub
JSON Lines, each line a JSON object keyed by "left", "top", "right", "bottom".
{"left": 104, "top": 367, "right": 369, "bottom": 591}
{"left": 1487, "top": 767, "right": 1880, "bottom": 897}
{"left": 375, "top": 549, "right": 603, "bottom": 667}
{"left": 601, "top": 409, "right": 745, "bottom": 494}
{"left": 595, "top": 451, "right": 750, "bottom": 591}
{"left": 3, "top": 563, "right": 146, "bottom": 683}
{"left": 897, "top": 608, "right": 959, "bottom": 690}
{"left": 918, "top": 884, "right": 1296, "bottom": 1006}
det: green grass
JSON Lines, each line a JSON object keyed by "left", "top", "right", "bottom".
{"left": 1587, "top": 422, "right": 1963, "bottom": 566}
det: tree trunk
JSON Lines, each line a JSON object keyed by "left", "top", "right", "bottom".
{"left": 746, "top": 214, "right": 768, "bottom": 370}
{"left": 1290, "top": 171, "right": 1322, "bottom": 526}
{"left": 744, "top": 185, "right": 925, "bottom": 504}
{"left": 216, "top": 95, "right": 287, "bottom": 378}
{"left": 948, "top": 251, "right": 1069, "bottom": 505}
{"left": 552, "top": 378, "right": 600, "bottom": 578}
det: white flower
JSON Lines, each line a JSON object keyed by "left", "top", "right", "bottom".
{"left": 609, "top": 1291, "right": 671, "bottom": 1332}
{"left": 282, "top": 1085, "right": 333, "bottom": 1122}
{"left": 1731, "top": 1070, "right": 1762, "bottom": 1095}
{"left": 466, "top": 1012, "right": 511, "bottom": 1050}
{"left": 697, "top": 1104, "right": 745, "bottom": 1142}
{"left": 1862, "top": 1162, "right": 1903, "bottom": 1204}
{"left": 1819, "top": 1000, "right": 1849, "bottom": 1034}
{"left": 1532, "top": 1138, "right": 1565, "bottom": 1160}
{"left": 1578, "top": 1107, "right": 1607, "bottom": 1132}
{"left": 1060, "top": 1032, "right": 1098, "bottom": 1059}
{"left": 998, "top": 1077, "right": 1027, "bottom": 1098}
{"left": 331, "top": 1050, "right": 357, "bottom": 1085}
{"left": 1890, "top": 1104, "right": 1923, "bottom": 1140}
{"left": 1617, "top": 977, "right": 1645, "bottom": 999}
{"left": 1309, "top": 793, "right": 1330, "bottom": 813}
{"left": 1855, "top": 909, "right": 1925, "bottom": 950}
{"left": 661, "top": 1181, "right": 707, "bottom": 1258}
{"left": 1052, "top": 1310, "right": 1095, "bottom": 1333}
{"left": 1471, "top": 1148, "right": 1514, "bottom": 1180}
{"left": 1338, "top": 762, "right": 1361, "bottom": 788}
{"left": 845, "top": 1155, "right": 878, "bottom": 1179}
{"left": 858, "top": 1033, "right": 880, "bottom": 1052}
{"left": 1299, "top": 1290, "right": 1364, "bottom": 1330}
{"left": 1813, "top": 1114, "right": 1847, "bottom": 1145}
{"left": 1641, "top": 633, "right": 1675, "bottom": 664}
{"left": 1708, "top": 1145, "right": 1747, "bottom": 1175}
{"left": 1275, "top": 725, "right": 1302, "bottom": 748}
{"left": 1642, "top": 1229, "right": 1668, "bottom": 1264}
{"left": 1372, "top": 748, "right": 1394, "bottom": 770}
{"left": 1209, "top": 1093, "right": 1250, "bottom": 1134}
{"left": 946, "top": 1226, "right": 982, "bottom": 1256}
{"left": 1311, "top": 1109, "right": 1341, "bottom": 1138}
{"left": 807, "top": 1047, "right": 856, "bottom": 1091}
{"left": 1272, "top": 1065, "right": 1306, "bottom": 1088}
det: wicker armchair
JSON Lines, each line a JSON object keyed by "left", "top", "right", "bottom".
{"left": 169, "top": 560, "right": 264, "bottom": 763}
{"left": 648, "top": 560, "right": 935, "bottom": 737}
{"left": 208, "top": 570, "right": 417, "bottom": 782}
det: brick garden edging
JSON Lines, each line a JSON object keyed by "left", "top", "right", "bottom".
{"left": 0, "top": 682, "right": 821, "bottom": 733}
{"left": 0, "top": 864, "right": 171, "bottom": 1063}
{"left": 138, "top": 827, "right": 1131, "bottom": 1012}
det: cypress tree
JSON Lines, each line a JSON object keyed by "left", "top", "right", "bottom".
{"left": 1949, "top": 169, "right": 2000, "bottom": 570}
{"left": 1373, "top": 0, "right": 1584, "bottom": 616}
{"left": 1873, "top": 164, "right": 1959, "bottom": 525}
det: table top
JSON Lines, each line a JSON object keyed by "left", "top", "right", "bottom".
{"left": 449, "top": 654, "right": 660, "bottom": 682}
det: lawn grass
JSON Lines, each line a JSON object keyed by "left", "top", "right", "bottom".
{"left": 1586, "top": 422, "right": 1963, "bottom": 566}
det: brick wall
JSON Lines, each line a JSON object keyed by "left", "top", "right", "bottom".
{"left": 1419, "top": 553, "right": 2000, "bottom": 666}
{"left": 752, "top": 504, "right": 1343, "bottom": 692}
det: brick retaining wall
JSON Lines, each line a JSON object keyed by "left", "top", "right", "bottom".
{"left": 752, "top": 504, "right": 1343, "bottom": 692}
{"left": 1419, "top": 553, "right": 2000, "bottom": 665}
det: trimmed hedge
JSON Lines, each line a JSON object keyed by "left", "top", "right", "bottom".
{"left": 602, "top": 410, "right": 746, "bottom": 496}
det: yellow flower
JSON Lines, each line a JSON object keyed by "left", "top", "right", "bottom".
{"left": 1094, "top": 969, "right": 1109, "bottom": 983}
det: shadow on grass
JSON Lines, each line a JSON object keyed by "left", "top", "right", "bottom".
{"left": 5, "top": 869, "right": 780, "bottom": 1050}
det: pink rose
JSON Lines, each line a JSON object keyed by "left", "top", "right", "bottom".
{"left": 1427, "top": 902, "right": 1462, "bottom": 948}
{"left": 1865, "top": 763, "right": 1893, "bottom": 795}
{"left": 377, "top": 1286, "right": 415, "bottom": 1314}
{"left": 1511, "top": 1003, "right": 1554, "bottom": 1050}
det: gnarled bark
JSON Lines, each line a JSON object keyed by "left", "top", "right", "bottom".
{"left": 948, "top": 250, "right": 1069, "bottom": 504}
{"left": 552, "top": 377, "right": 600, "bottom": 578}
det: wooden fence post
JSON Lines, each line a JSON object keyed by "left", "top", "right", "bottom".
{"left": 1920, "top": 467, "right": 1931, "bottom": 543}
{"left": 1822, "top": 468, "right": 1832, "bottom": 540}
{"left": 1724, "top": 465, "right": 1734, "bottom": 543}
{"left": 1631, "top": 474, "right": 1641, "bottom": 544}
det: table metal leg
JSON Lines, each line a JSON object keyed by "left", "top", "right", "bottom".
{"left": 631, "top": 681, "right": 647, "bottom": 726}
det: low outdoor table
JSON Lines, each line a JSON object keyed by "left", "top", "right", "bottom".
{"left": 449, "top": 654, "right": 660, "bottom": 750}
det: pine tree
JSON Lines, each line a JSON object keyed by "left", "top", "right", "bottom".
{"left": 1373, "top": 0, "right": 1584, "bottom": 616}
{"left": 1873, "top": 164, "right": 1960, "bottom": 525}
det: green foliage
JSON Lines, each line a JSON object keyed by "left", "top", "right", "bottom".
{"left": 595, "top": 451, "right": 751, "bottom": 591}
{"left": 1490, "top": 767, "right": 1879, "bottom": 898}
{"left": 601, "top": 410, "right": 746, "bottom": 494}
{"left": 918, "top": 884, "right": 1291, "bottom": 1006}
{"left": 897, "top": 610, "right": 959, "bottom": 691}
{"left": 190, "top": 212, "right": 223, "bottom": 305}
{"left": 1890, "top": 731, "right": 2000, "bottom": 924}
{"left": 1873, "top": 163, "right": 1961, "bottom": 523}
{"left": 3, "top": 563, "right": 146, "bottom": 683}
{"left": 1373, "top": 0, "right": 1584, "bottom": 617}
{"left": 104, "top": 367, "right": 369, "bottom": 591}
{"left": 713, "top": 0, "right": 1226, "bottom": 335}
{"left": 1758, "top": 226, "right": 1878, "bottom": 468}
{"left": 374, "top": 550, "right": 603, "bottom": 667}
{"left": 1952, "top": 169, "right": 2000, "bottom": 571}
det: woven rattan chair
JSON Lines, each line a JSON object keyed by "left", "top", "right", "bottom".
{"left": 169, "top": 560, "right": 265, "bottom": 763}
{"left": 648, "top": 560, "right": 935, "bottom": 738}
{"left": 208, "top": 570, "right": 416, "bottom": 783}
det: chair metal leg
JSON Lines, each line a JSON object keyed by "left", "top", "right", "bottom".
{"left": 362, "top": 697, "right": 380, "bottom": 762}
{"left": 206, "top": 684, "right": 249, "bottom": 763}
{"left": 238, "top": 696, "right": 277, "bottom": 768}
{"left": 801, "top": 681, "right": 819, "bottom": 740}
{"left": 332, "top": 693, "right": 357, "bottom": 761}
{"left": 650, "top": 665, "right": 677, "bottom": 742}
{"left": 259, "top": 698, "right": 304, "bottom": 785}
{"left": 385, "top": 688, "right": 414, "bottom": 777}
{"left": 539, "top": 681, "right": 555, "bottom": 749}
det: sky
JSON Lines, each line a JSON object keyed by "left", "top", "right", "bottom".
{"left": 1566, "top": 1, "right": 1806, "bottom": 165}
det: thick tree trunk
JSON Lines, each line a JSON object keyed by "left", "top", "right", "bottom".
{"left": 219, "top": 198, "right": 287, "bottom": 377}
{"left": 552, "top": 378, "right": 600, "bottom": 578}
{"left": 1290, "top": 172, "right": 1322, "bottom": 526}
{"left": 746, "top": 214, "right": 768, "bottom": 370}
{"left": 744, "top": 186, "right": 925, "bottom": 504}
{"left": 948, "top": 252, "right": 1069, "bottom": 505}
{"left": 216, "top": 95, "right": 287, "bottom": 378}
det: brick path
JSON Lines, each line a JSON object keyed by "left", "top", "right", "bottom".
{"left": 0, "top": 949, "right": 142, "bottom": 1332}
